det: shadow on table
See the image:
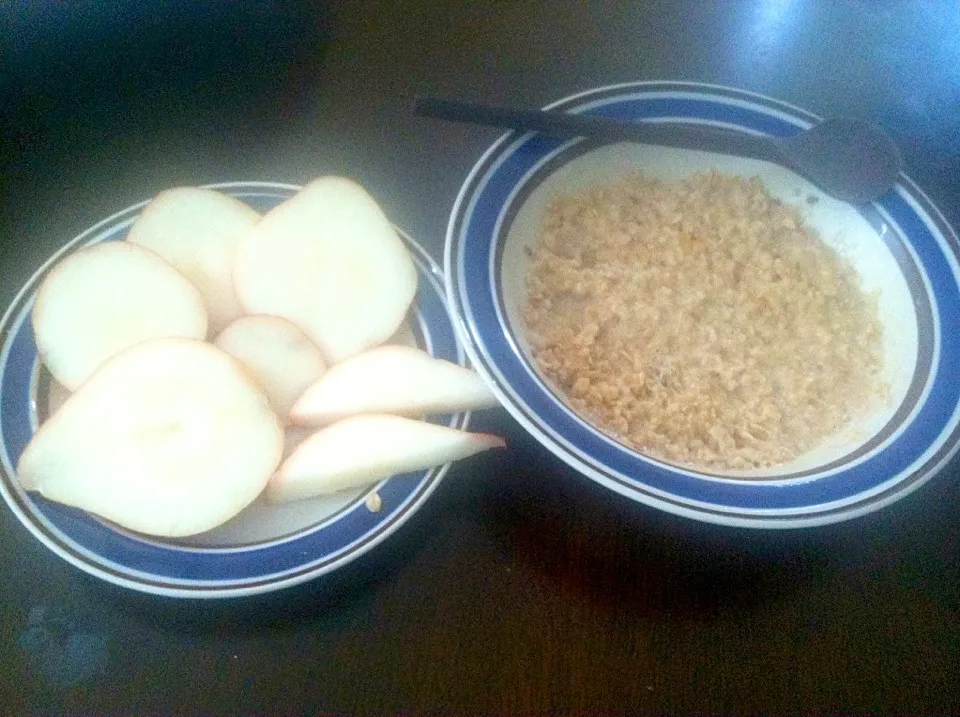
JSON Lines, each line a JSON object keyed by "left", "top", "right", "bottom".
{"left": 469, "top": 411, "right": 949, "bottom": 619}
{"left": 82, "top": 409, "right": 957, "bottom": 633}
{"left": 84, "top": 479, "right": 447, "bottom": 639}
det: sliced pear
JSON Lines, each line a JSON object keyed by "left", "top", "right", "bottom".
{"left": 234, "top": 177, "right": 418, "bottom": 362}
{"left": 266, "top": 414, "right": 505, "bottom": 502}
{"left": 32, "top": 242, "right": 208, "bottom": 391}
{"left": 127, "top": 187, "right": 260, "bottom": 331}
{"left": 214, "top": 315, "right": 326, "bottom": 416}
{"left": 291, "top": 345, "right": 498, "bottom": 426}
{"left": 17, "top": 339, "right": 283, "bottom": 537}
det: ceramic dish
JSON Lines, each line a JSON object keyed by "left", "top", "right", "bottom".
{"left": 445, "top": 80, "right": 960, "bottom": 527}
{"left": 0, "top": 181, "right": 467, "bottom": 597}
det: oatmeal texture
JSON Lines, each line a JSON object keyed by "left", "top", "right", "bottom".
{"left": 522, "top": 171, "right": 884, "bottom": 471}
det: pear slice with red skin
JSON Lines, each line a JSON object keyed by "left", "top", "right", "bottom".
{"left": 290, "top": 345, "right": 498, "bottom": 426}
{"left": 127, "top": 187, "right": 260, "bottom": 332}
{"left": 17, "top": 339, "right": 283, "bottom": 537}
{"left": 214, "top": 315, "right": 326, "bottom": 416}
{"left": 234, "top": 177, "right": 417, "bottom": 363}
{"left": 266, "top": 414, "right": 504, "bottom": 502}
{"left": 32, "top": 242, "right": 208, "bottom": 391}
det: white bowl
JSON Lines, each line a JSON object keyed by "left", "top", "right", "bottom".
{"left": 445, "top": 81, "right": 960, "bottom": 527}
{"left": 0, "top": 181, "right": 469, "bottom": 597}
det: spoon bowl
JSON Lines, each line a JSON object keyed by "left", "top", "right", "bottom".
{"left": 777, "top": 117, "right": 902, "bottom": 204}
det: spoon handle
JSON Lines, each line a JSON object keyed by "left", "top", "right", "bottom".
{"left": 414, "top": 96, "right": 784, "bottom": 162}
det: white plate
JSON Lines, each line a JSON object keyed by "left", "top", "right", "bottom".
{"left": 445, "top": 81, "right": 960, "bottom": 527}
{"left": 0, "top": 181, "right": 468, "bottom": 597}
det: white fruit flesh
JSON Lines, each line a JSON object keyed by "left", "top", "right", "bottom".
{"left": 291, "top": 345, "right": 498, "bottom": 425}
{"left": 234, "top": 177, "right": 417, "bottom": 363}
{"left": 17, "top": 339, "right": 283, "bottom": 537}
{"left": 267, "top": 414, "right": 504, "bottom": 502}
{"left": 32, "top": 242, "right": 208, "bottom": 391}
{"left": 214, "top": 315, "right": 326, "bottom": 416}
{"left": 127, "top": 187, "right": 260, "bottom": 331}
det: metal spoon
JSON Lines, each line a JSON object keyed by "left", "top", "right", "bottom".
{"left": 414, "top": 96, "right": 902, "bottom": 205}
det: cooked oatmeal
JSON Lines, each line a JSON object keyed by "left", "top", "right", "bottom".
{"left": 522, "top": 171, "right": 884, "bottom": 471}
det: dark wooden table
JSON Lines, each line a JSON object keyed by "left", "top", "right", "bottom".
{"left": 2, "top": 2, "right": 959, "bottom": 714}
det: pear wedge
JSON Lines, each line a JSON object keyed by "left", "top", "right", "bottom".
{"left": 32, "top": 242, "right": 208, "bottom": 391}
{"left": 266, "top": 414, "right": 504, "bottom": 502}
{"left": 290, "top": 345, "right": 498, "bottom": 425}
{"left": 214, "top": 315, "right": 326, "bottom": 415}
{"left": 17, "top": 339, "right": 283, "bottom": 537}
{"left": 234, "top": 177, "right": 417, "bottom": 362}
{"left": 127, "top": 187, "right": 260, "bottom": 331}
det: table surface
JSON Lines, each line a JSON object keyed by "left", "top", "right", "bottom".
{"left": 2, "top": 1, "right": 959, "bottom": 714}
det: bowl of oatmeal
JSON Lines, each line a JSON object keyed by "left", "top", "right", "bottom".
{"left": 445, "top": 81, "right": 960, "bottom": 527}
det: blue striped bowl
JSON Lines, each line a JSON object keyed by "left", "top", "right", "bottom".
{"left": 445, "top": 81, "right": 960, "bottom": 527}
{"left": 0, "top": 182, "right": 467, "bottom": 597}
